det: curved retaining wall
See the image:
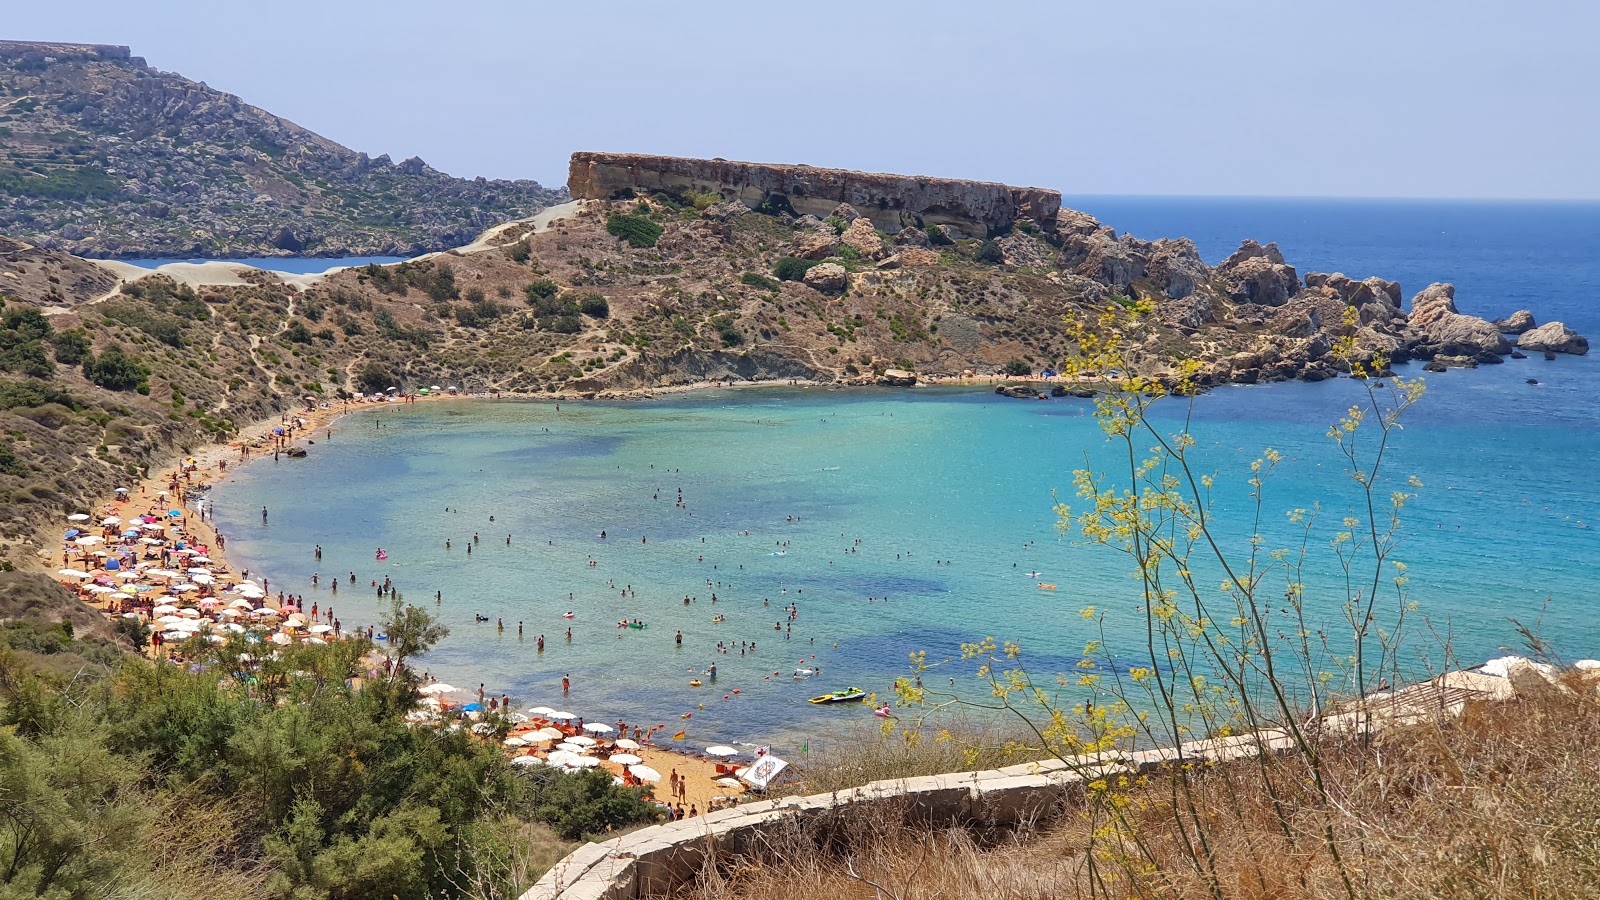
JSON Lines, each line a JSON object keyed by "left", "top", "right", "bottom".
{"left": 518, "top": 737, "right": 1286, "bottom": 900}
{"left": 519, "top": 669, "right": 1505, "bottom": 899}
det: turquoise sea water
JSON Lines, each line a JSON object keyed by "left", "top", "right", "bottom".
{"left": 210, "top": 199, "right": 1600, "bottom": 750}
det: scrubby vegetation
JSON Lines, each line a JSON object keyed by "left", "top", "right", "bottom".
{"left": 0, "top": 590, "right": 660, "bottom": 899}
{"left": 605, "top": 212, "right": 663, "bottom": 248}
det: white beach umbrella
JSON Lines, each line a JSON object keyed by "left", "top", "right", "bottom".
{"left": 555, "top": 742, "right": 587, "bottom": 753}
{"left": 532, "top": 727, "right": 565, "bottom": 742}
{"left": 161, "top": 631, "right": 190, "bottom": 641}
{"left": 57, "top": 569, "right": 92, "bottom": 579}
{"left": 152, "top": 604, "right": 181, "bottom": 615}
{"left": 607, "top": 753, "right": 643, "bottom": 765}
{"left": 156, "top": 615, "right": 186, "bottom": 625}
{"left": 511, "top": 755, "right": 544, "bottom": 767}
{"left": 612, "top": 738, "right": 641, "bottom": 750}
{"left": 526, "top": 706, "right": 557, "bottom": 716}
{"left": 101, "top": 516, "right": 122, "bottom": 526}
{"left": 308, "top": 624, "right": 333, "bottom": 634}
{"left": 545, "top": 750, "right": 579, "bottom": 766}
{"left": 504, "top": 736, "right": 528, "bottom": 747}
{"left": 418, "top": 683, "right": 457, "bottom": 695}
{"left": 567, "top": 735, "right": 598, "bottom": 747}
{"left": 627, "top": 764, "right": 661, "bottom": 782}
{"left": 582, "top": 722, "right": 614, "bottom": 734}
{"left": 716, "top": 777, "right": 743, "bottom": 789}
{"left": 67, "top": 514, "right": 90, "bottom": 522}
{"left": 548, "top": 711, "right": 576, "bottom": 720}
{"left": 705, "top": 745, "right": 739, "bottom": 757}
{"left": 570, "top": 756, "right": 601, "bottom": 768}
{"left": 75, "top": 536, "right": 105, "bottom": 546}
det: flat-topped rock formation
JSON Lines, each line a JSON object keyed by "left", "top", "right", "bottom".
{"left": 568, "top": 152, "right": 1060, "bottom": 237}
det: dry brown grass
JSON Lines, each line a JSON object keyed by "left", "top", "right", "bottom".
{"left": 679, "top": 684, "right": 1600, "bottom": 900}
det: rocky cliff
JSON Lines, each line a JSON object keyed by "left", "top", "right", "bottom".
{"left": 0, "top": 42, "right": 566, "bottom": 258}
{"left": 568, "top": 152, "right": 1059, "bottom": 237}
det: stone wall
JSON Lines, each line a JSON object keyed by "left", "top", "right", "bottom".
{"left": 0, "top": 40, "right": 131, "bottom": 62}
{"left": 568, "top": 153, "right": 1061, "bottom": 238}
{"left": 518, "top": 668, "right": 1510, "bottom": 899}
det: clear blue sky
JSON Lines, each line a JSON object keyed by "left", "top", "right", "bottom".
{"left": 9, "top": 0, "right": 1598, "bottom": 198}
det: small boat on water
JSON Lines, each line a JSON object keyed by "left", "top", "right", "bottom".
{"left": 792, "top": 667, "right": 817, "bottom": 679}
{"left": 808, "top": 687, "right": 867, "bottom": 704}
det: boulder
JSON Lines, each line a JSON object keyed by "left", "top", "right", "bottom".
{"left": 1516, "top": 321, "right": 1588, "bottom": 355}
{"left": 839, "top": 219, "right": 885, "bottom": 259}
{"left": 794, "top": 231, "right": 839, "bottom": 260}
{"left": 894, "top": 226, "right": 931, "bottom": 249}
{"left": 1493, "top": 309, "right": 1536, "bottom": 334}
{"left": 700, "top": 200, "right": 751, "bottom": 222}
{"left": 1407, "top": 283, "right": 1510, "bottom": 362}
{"left": 1156, "top": 293, "right": 1215, "bottom": 330}
{"left": 1215, "top": 240, "right": 1299, "bottom": 307}
{"left": 830, "top": 203, "right": 862, "bottom": 224}
{"left": 930, "top": 223, "right": 969, "bottom": 242}
{"left": 1505, "top": 658, "right": 1574, "bottom": 699}
{"left": 802, "top": 262, "right": 848, "bottom": 293}
{"left": 1147, "top": 238, "right": 1209, "bottom": 299}
{"left": 995, "top": 384, "right": 1039, "bottom": 399}
{"left": 876, "top": 248, "right": 941, "bottom": 270}
{"left": 877, "top": 368, "right": 916, "bottom": 386}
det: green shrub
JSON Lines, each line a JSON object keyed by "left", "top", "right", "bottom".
{"left": 538, "top": 315, "right": 584, "bottom": 334}
{"left": 355, "top": 361, "right": 397, "bottom": 394}
{"left": 740, "top": 272, "right": 780, "bottom": 292}
{"left": 714, "top": 316, "right": 743, "bottom": 348}
{"left": 525, "top": 280, "right": 560, "bottom": 302}
{"left": 82, "top": 345, "right": 149, "bottom": 392}
{"left": 49, "top": 330, "right": 90, "bottom": 365}
{"left": 508, "top": 240, "right": 532, "bottom": 264}
{"left": 976, "top": 240, "right": 1004, "bottom": 264}
{"left": 924, "top": 225, "right": 953, "bottom": 246}
{"left": 773, "top": 257, "right": 819, "bottom": 281}
{"left": 1003, "top": 358, "right": 1031, "bottom": 377}
{"left": 606, "top": 213, "right": 663, "bottom": 248}
{"left": 577, "top": 294, "right": 609, "bottom": 318}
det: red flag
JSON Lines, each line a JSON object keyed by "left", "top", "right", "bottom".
{"left": 671, "top": 729, "right": 686, "bottom": 741}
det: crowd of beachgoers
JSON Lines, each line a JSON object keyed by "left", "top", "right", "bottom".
{"left": 50, "top": 390, "right": 748, "bottom": 815}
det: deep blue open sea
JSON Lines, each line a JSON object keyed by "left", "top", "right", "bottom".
{"left": 210, "top": 198, "right": 1600, "bottom": 751}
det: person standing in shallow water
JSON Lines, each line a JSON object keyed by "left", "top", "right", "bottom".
{"left": 261, "top": 506, "right": 268, "bottom": 524}
{"left": 562, "top": 674, "right": 570, "bottom": 695}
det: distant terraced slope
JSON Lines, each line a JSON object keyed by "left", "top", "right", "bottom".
{"left": 0, "top": 40, "right": 565, "bottom": 258}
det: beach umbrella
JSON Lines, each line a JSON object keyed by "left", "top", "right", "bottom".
{"left": 139, "top": 538, "right": 163, "bottom": 545}
{"left": 218, "top": 608, "right": 241, "bottom": 618}
{"left": 191, "top": 574, "right": 214, "bottom": 585}
{"left": 101, "top": 516, "right": 121, "bottom": 526}
{"left": 555, "top": 742, "right": 587, "bottom": 753}
{"left": 526, "top": 706, "right": 557, "bottom": 716}
{"left": 57, "top": 569, "right": 92, "bottom": 579}
{"left": 549, "top": 711, "right": 576, "bottom": 720}
{"left": 191, "top": 556, "right": 212, "bottom": 564}
{"left": 152, "top": 604, "right": 180, "bottom": 615}
{"left": 532, "top": 727, "right": 565, "bottom": 742}
{"left": 504, "top": 736, "right": 528, "bottom": 747}
{"left": 511, "top": 755, "right": 544, "bottom": 767}
{"left": 608, "top": 753, "right": 643, "bottom": 765}
{"left": 506, "top": 713, "right": 530, "bottom": 724}
{"left": 716, "top": 777, "right": 743, "bottom": 789}
{"left": 161, "top": 631, "right": 190, "bottom": 641}
{"left": 67, "top": 514, "right": 90, "bottom": 522}
{"left": 156, "top": 615, "right": 187, "bottom": 626}
{"left": 178, "top": 608, "right": 201, "bottom": 618}
{"left": 117, "top": 571, "right": 141, "bottom": 580}
{"left": 114, "top": 487, "right": 129, "bottom": 494}
{"left": 167, "top": 510, "right": 183, "bottom": 518}
{"left": 567, "top": 735, "right": 598, "bottom": 747}
{"left": 613, "top": 738, "right": 642, "bottom": 750}
{"left": 418, "top": 683, "right": 456, "bottom": 695}
{"left": 221, "top": 623, "right": 246, "bottom": 633}
{"left": 705, "top": 745, "right": 739, "bottom": 758}
{"left": 545, "top": 750, "right": 579, "bottom": 766}
{"left": 308, "top": 624, "right": 332, "bottom": 634}
{"left": 111, "top": 592, "right": 135, "bottom": 601}
{"left": 75, "top": 536, "right": 105, "bottom": 546}
{"left": 582, "top": 722, "right": 614, "bottom": 735}
{"left": 571, "top": 756, "right": 602, "bottom": 768}
{"left": 628, "top": 764, "right": 661, "bottom": 782}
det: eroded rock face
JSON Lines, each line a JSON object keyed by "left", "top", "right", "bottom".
{"left": 996, "top": 233, "right": 1051, "bottom": 268}
{"left": 1407, "top": 283, "right": 1510, "bottom": 362}
{"left": 1216, "top": 240, "right": 1299, "bottom": 307}
{"left": 1494, "top": 309, "right": 1536, "bottom": 334}
{"left": 840, "top": 219, "right": 885, "bottom": 259}
{"left": 568, "top": 152, "right": 1060, "bottom": 237}
{"left": 1517, "top": 321, "right": 1589, "bottom": 355}
{"left": 793, "top": 231, "right": 838, "bottom": 260}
